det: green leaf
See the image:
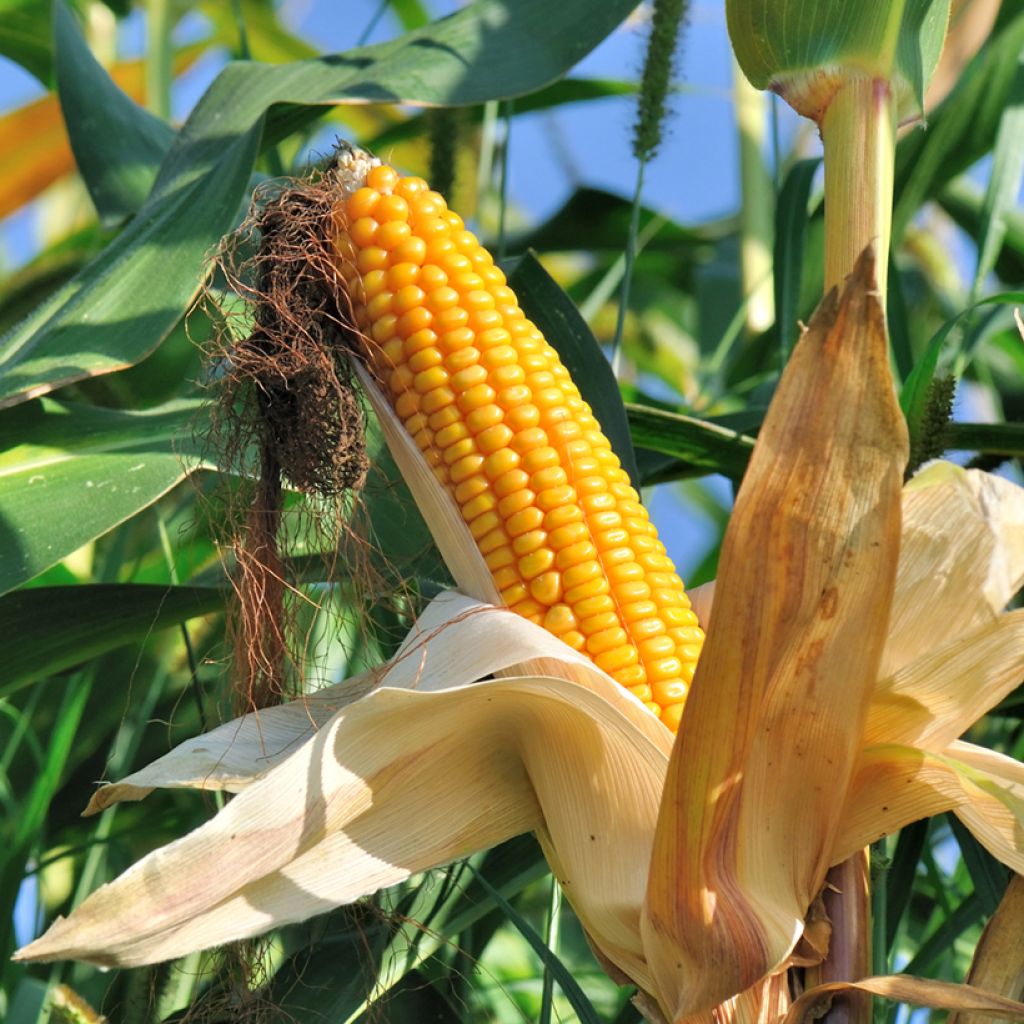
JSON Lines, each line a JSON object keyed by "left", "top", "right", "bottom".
{"left": 0, "top": 674, "right": 93, "bottom": 961}
{"left": 0, "top": 584, "right": 224, "bottom": 697}
{"left": 886, "top": 262, "right": 914, "bottom": 384}
{"left": 472, "top": 869, "right": 604, "bottom": 1024}
{"left": 969, "top": 56, "right": 1024, "bottom": 299}
{"left": 0, "top": 0, "right": 53, "bottom": 83}
{"left": 388, "top": 0, "right": 431, "bottom": 32}
{"left": 53, "top": 0, "right": 174, "bottom": 222}
{"left": 885, "top": 818, "right": 929, "bottom": 947}
{"left": 948, "top": 814, "right": 1009, "bottom": 917}
{"left": 0, "top": 398, "right": 204, "bottom": 595}
{"left": 899, "top": 292, "right": 1024, "bottom": 431}
{"left": 366, "top": 77, "right": 637, "bottom": 152}
{"left": 0, "top": 121, "right": 260, "bottom": 409}
{"left": 516, "top": 186, "right": 728, "bottom": 254}
{"left": 902, "top": 890, "right": 984, "bottom": 975}
{"left": 894, "top": 9, "right": 1024, "bottom": 242}
{"left": 227, "top": 907, "right": 395, "bottom": 1023}
{"left": 944, "top": 421, "right": 1024, "bottom": 457}
{"left": 896, "top": 0, "right": 953, "bottom": 114}
{"left": 625, "top": 403, "right": 756, "bottom": 480}
{"left": 899, "top": 320, "right": 948, "bottom": 439}
{"left": 149, "top": 0, "right": 641, "bottom": 202}
{"left": 507, "top": 252, "right": 642, "bottom": 491}
{"left": 772, "top": 158, "right": 819, "bottom": 355}
{"left": 939, "top": 177, "right": 1024, "bottom": 286}
{"left": 376, "top": 849, "right": 546, "bottom": 1015}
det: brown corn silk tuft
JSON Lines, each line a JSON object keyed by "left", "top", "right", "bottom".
{"left": 327, "top": 144, "right": 704, "bottom": 729}
{"left": 205, "top": 173, "right": 375, "bottom": 711}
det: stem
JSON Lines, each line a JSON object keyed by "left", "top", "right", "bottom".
{"left": 611, "top": 160, "right": 645, "bottom": 375}
{"left": 806, "top": 850, "right": 873, "bottom": 1024}
{"left": 145, "top": 0, "right": 173, "bottom": 120}
{"left": 357, "top": 0, "right": 389, "bottom": 46}
{"left": 821, "top": 76, "right": 896, "bottom": 301}
{"left": 733, "top": 56, "right": 775, "bottom": 336}
{"left": 870, "top": 839, "right": 890, "bottom": 1024}
{"left": 497, "top": 99, "right": 513, "bottom": 262}
{"left": 539, "top": 875, "right": 562, "bottom": 1024}
{"left": 231, "top": 0, "right": 251, "bottom": 58}
{"left": 476, "top": 100, "right": 499, "bottom": 225}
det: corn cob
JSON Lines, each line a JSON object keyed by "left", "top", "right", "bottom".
{"left": 331, "top": 153, "right": 703, "bottom": 731}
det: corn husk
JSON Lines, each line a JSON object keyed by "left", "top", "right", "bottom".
{"left": 643, "top": 249, "right": 907, "bottom": 1018}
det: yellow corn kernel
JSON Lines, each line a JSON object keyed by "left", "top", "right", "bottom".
{"left": 543, "top": 604, "right": 577, "bottom": 634}
{"left": 476, "top": 423, "right": 514, "bottom": 453}
{"left": 512, "top": 530, "right": 547, "bottom": 557}
{"left": 529, "top": 572, "right": 562, "bottom": 605}
{"left": 332, "top": 155, "right": 704, "bottom": 729}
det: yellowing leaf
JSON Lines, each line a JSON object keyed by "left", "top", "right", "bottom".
{"left": 643, "top": 250, "right": 908, "bottom": 1020}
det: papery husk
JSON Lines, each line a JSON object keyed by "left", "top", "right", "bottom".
{"left": 783, "top": 975, "right": 1024, "bottom": 1024}
{"left": 834, "top": 741, "right": 1024, "bottom": 873}
{"left": 85, "top": 592, "right": 671, "bottom": 811}
{"left": 866, "top": 610, "right": 1024, "bottom": 750}
{"left": 882, "top": 463, "right": 1024, "bottom": 678}
{"left": 950, "top": 873, "right": 1024, "bottom": 1024}
{"left": 643, "top": 249, "right": 908, "bottom": 1019}
{"left": 356, "top": 364, "right": 500, "bottom": 607}
{"left": 16, "top": 595, "right": 671, "bottom": 989}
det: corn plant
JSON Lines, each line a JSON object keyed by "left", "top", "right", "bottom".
{"left": 1, "top": 1, "right": 1023, "bottom": 1023}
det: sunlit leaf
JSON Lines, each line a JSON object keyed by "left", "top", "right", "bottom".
{"left": 0, "top": 121, "right": 260, "bottom": 408}
{"left": 0, "top": 47, "right": 196, "bottom": 221}
{"left": 149, "top": 0, "right": 643, "bottom": 202}
{"left": 727, "top": 0, "right": 950, "bottom": 120}
{"left": 0, "top": 398, "right": 204, "bottom": 595}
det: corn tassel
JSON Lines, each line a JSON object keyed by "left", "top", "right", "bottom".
{"left": 331, "top": 150, "right": 703, "bottom": 730}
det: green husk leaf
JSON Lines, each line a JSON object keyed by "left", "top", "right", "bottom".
{"left": 727, "top": 0, "right": 951, "bottom": 122}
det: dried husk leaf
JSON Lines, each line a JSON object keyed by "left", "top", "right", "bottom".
{"left": 17, "top": 685, "right": 539, "bottom": 967}
{"left": 883, "top": 463, "right": 1024, "bottom": 678}
{"left": 18, "top": 677, "right": 668, "bottom": 977}
{"left": 357, "top": 364, "right": 500, "bottom": 606}
{"left": 670, "top": 463, "right": 1024, "bottom": 694}
{"left": 643, "top": 250, "right": 908, "bottom": 1019}
{"left": 677, "top": 971, "right": 793, "bottom": 1024}
{"left": 834, "top": 741, "right": 1024, "bottom": 872}
{"left": 834, "top": 744, "right": 975, "bottom": 857}
{"left": 17, "top": 596, "right": 671, "bottom": 986}
{"left": 945, "top": 741, "right": 1024, "bottom": 874}
{"left": 783, "top": 975, "right": 1024, "bottom": 1024}
{"left": 951, "top": 873, "right": 1024, "bottom": 1024}
{"left": 865, "top": 610, "right": 1024, "bottom": 749}
{"left": 85, "top": 593, "right": 671, "bottom": 812}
